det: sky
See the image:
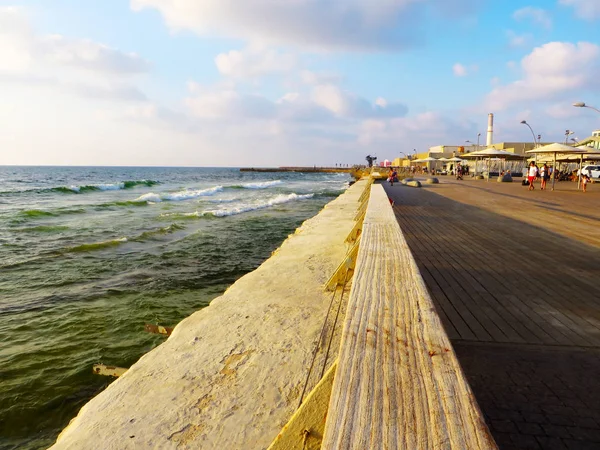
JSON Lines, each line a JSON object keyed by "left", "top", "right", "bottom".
{"left": 0, "top": 0, "right": 599, "bottom": 167}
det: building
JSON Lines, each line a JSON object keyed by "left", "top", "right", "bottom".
{"left": 577, "top": 130, "right": 600, "bottom": 150}
{"left": 391, "top": 142, "right": 542, "bottom": 168}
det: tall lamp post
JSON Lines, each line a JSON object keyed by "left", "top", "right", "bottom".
{"left": 521, "top": 120, "right": 539, "bottom": 170}
{"left": 573, "top": 102, "right": 600, "bottom": 114}
{"left": 477, "top": 133, "right": 481, "bottom": 151}
{"left": 564, "top": 130, "right": 574, "bottom": 145}
{"left": 520, "top": 120, "right": 538, "bottom": 147}
{"left": 573, "top": 102, "right": 600, "bottom": 188}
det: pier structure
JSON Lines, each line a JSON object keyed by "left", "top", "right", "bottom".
{"left": 383, "top": 178, "right": 600, "bottom": 449}
{"left": 52, "top": 174, "right": 600, "bottom": 449}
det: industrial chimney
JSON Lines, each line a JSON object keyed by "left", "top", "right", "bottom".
{"left": 487, "top": 113, "right": 494, "bottom": 146}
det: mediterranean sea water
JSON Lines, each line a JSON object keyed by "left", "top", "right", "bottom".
{"left": 0, "top": 166, "right": 350, "bottom": 450}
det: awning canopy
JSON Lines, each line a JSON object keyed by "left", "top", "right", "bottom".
{"left": 412, "top": 157, "right": 440, "bottom": 163}
{"left": 525, "top": 143, "right": 597, "bottom": 155}
{"left": 462, "top": 148, "right": 524, "bottom": 158}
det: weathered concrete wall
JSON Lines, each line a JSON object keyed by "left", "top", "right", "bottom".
{"left": 51, "top": 180, "right": 366, "bottom": 450}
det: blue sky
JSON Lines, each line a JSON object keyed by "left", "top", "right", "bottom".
{"left": 1, "top": 0, "right": 599, "bottom": 166}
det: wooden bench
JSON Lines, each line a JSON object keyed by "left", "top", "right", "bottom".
{"left": 321, "top": 184, "right": 497, "bottom": 449}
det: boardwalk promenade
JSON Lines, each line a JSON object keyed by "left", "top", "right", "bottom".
{"left": 384, "top": 179, "right": 600, "bottom": 450}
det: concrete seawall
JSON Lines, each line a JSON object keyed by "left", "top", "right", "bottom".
{"left": 51, "top": 180, "right": 367, "bottom": 449}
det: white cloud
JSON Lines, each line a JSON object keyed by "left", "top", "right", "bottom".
{"left": 39, "top": 35, "right": 151, "bottom": 74}
{"left": 453, "top": 63, "right": 468, "bottom": 76}
{"left": 215, "top": 46, "right": 296, "bottom": 78}
{"left": 0, "top": 7, "right": 149, "bottom": 102}
{"left": 130, "top": 0, "right": 478, "bottom": 51}
{"left": 513, "top": 7, "right": 553, "bottom": 29}
{"left": 183, "top": 83, "right": 408, "bottom": 122}
{"left": 0, "top": 7, "right": 150, "bottom": 75}
{"left": 375, "top": 97, "right": 388, "bottom": 108}
{"left": 356, "top": 111, "right": 475, "bottom": 147}
{"left": 487, "top": 41, "right": 600, "bottom": 110}
{"left": 506, "top": 30, "right": 531, "bottom": 48}
{"left": 310, "top": 84, "right": 407, "bottom": 118}
{"left": 300, "top": 70, "right": 343, "bottom": 85}
{"left": 559, "top": 0, "right": 600, "bottom": 20}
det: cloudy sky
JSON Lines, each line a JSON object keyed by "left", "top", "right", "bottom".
{"left": 1, "top": 0, "right": 599, "bottom": 166}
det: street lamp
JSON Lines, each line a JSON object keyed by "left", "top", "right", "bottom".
{"left": 520, "top": 120, "right": 538, "bottom": 148}
{"left": 573, "top": 102, "right": 600, "bottom": 114}
{"left": 564, "top": 130, "right": 574, "bottom": 145}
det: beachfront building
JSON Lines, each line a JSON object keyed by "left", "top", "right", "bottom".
{"left": 391, "top": 141, "right": 543, "bottom": 168}
{"left": 577, "top": 130, "right": 600, "bottom": 150}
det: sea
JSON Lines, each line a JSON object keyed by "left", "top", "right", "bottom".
{"left": 0, "top": 166, "right": 350, "bottom": 450}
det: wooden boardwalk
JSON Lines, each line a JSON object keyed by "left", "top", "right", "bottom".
{"left": 384, "top": 179, "right": 600, "bottom": 450}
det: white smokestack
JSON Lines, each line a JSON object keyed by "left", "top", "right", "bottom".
{"left": 487, "top": 113, "right": 494, "bottom": 146}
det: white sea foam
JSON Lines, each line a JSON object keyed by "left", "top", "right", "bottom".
{"left": 207, "top": 198, "right": 238, "bottom": 203}
{"left": 95, "top": 183, "right": 126, "bottom": 191}
{"left": 203, "top": 193, "right": 313, "bottom": 217}
{"left": 159, "top": 211, "right": 202, "bottom": 218}
{"left": 136, "top": 186, "right": 223, "bottom": 202}
{"left": 239, "top": 180, "right": 282, "bottom": 189}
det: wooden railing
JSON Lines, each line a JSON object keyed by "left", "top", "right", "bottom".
{"left": 321, "top": 184, "right": 497, "bottom": 449}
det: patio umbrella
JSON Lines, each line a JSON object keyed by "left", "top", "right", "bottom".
{"left": 462, "top": 148, "right": 524, "bottom": 181}
{"left": 526, "top": 143, "right": 600, "bottom": 190}
{"left": 412, "top": 156, "right": 439, "bottom": 172}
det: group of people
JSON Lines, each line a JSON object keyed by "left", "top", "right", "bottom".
{"left": 526, "top": 161, "right": 591, "bottom": 192}
{"left": 525, "top": 162, "right": 550, "bottom": 191}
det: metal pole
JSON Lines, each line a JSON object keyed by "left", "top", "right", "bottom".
{"left": 551, "top": 152, "right": 556, "bottom": 191}
{"left": 578, "top": 154, "right": 583, "bottom": 190}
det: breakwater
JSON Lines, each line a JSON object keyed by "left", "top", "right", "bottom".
{"left": 51, "top": 179, "right": 367, "bottom": 449}
{"left": 240, "top": 167, "right": 353, "bottom": 173}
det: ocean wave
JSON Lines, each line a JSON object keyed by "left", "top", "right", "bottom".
{"left": 12, "top": 225, "right": 70, "bottom": 233}
{"left": 204, "top": 193, "right": 314, "bottom": 217}
{"left": 159, "top": 212, "right": 206, "bottom": 220}
{"left": 136, "top": 186, "right": 223, "bottom": 202}
{"left": 19, "top": 208, "right": 86, "bottom": 218}
{"left": 206, "top": 197, "right": 239, "bottom": 203}
{"left": 229, "top": 180, "right": 282, "bottom": 189}
{"left": 62, "top": 237, "right": 128, "bottom": 253}
{"left": 133, "top": 224, "right": 186, "bottom": 241}
{"left": 0, "top": 180, "right": 159, "bottom": 196}
{"left": 96, "top": 200, "right": 149, "bottom": 209}
{"left": 315, "top": 190, "right": 346, "bottom": 198}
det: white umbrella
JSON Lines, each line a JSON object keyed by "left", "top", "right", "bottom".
{"left": 526, "top": 143, "right": 600, "bottom": 190}
{"left": 462, "top": 148, "right": 524, "bottom": 181}
{"left": 415, "top": 157, "right": 440, "bottom": 162}
{"left": 463, "top": 148, "right": 524, "bottom": 158}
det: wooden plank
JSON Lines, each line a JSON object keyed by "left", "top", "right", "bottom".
{"left": 395, "top": 205, "right": 554, "bottom": 345}
{"left": 389, "top": 187, "right": 600, "bottom": 347}
{"left": 419, "top": 204, "right": 599, "bottom": 346}
{"left": 322, "top": 185, "right": 496, "bottom": 449}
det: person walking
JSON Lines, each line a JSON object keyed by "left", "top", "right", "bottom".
{"left": 583, "top": 174, "right": 590, "bottom": 193}
{"left": 540, "top": 164, "right": 549, "bottom": 190}
{"left": 527, "top": 161, "right": 539, "bottom": 191}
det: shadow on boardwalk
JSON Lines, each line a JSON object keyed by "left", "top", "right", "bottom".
{"left": 384, "top": 182, "right": 600, "bottom": 450}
